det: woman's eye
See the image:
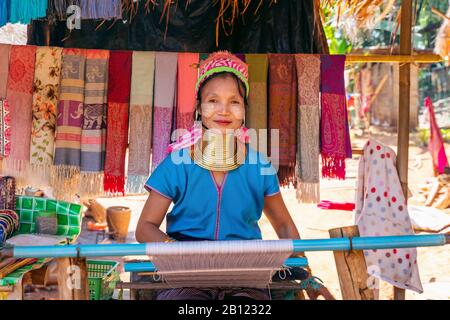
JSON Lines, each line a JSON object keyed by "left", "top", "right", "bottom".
{"left": 231, "top": 101, "right": 241, "bottom": 105}
{"left": 208, "top": 99, "right": 217, "bottom": 103}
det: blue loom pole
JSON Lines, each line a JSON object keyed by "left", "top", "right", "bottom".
{"left": 124, "top": 257, "right": 309, "bottom": 273}
{"left": 4, "top": 234, "right": 448, "bottom": 259}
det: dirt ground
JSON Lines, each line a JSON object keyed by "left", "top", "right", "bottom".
{"left": 76, "top": 127, "right": 449, "bottom": 300}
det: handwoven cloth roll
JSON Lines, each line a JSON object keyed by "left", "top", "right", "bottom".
{"left": 79, "top": 49, "right": 109, "bottom": 197}
{"left": 268, "top": 54, "right": 297, "bottom": 187}
{"left": 152, "top": 52, "right": 178, "bottom": 170}
{"left": 127, "top": 51, "right": 155, "bottom": 194}
{"left": 175, "top": 53, "right": 199, "bottom": 133}
{"left": 104, "top": 50, "right": 132, "bottom": 196}
{"left": 294, "top": 54, "right": 321, "bottom": 203}
{"left": 3, "top": 45, "right": 37, "bottom": 185}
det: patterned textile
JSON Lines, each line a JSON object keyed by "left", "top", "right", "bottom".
{"left": 0, "top": 176, "right": 16, "bottom": 210}
{"left": 127, "top": 51, "right": 155, "bottom": 194}
{"left": 30, "top": 47, "right": 63, "bottom": 166}
{"left": 176, "top": 53, "right": 199, "bottom": 132}
{"left": 320, "top": 55, "right": 351, "bottom": 180}
{"left": 294, "top": 54, "right": 321, "bottom": 203}
{"left": 196, "top": 51, "right": 249, "bottom": 98}
{"left": 355, "top": 139, "right": 423, "bottom": 293}
{"left": 4, "top": 45, "right": 37, "bottom": 183}
{"left": 104, "top": 51, "right": 132, "bottom": 195}
{"left": 152, "top": 52, "right": 178, "bottom": 170}
{"left": 425, "top": 97, "right": 449, "bottom": 175}
{"left": 155, "top": 287, "right": 270, "bottom": 300}
{"left": 0, "top": 99, "right": 11, "bottom": 158}
{"left": 79, "top": 49, "right": 109, "bottom": 196}
{"left": 52, "top": 48, "right": 86, "bottom": 201}
{"left": 268, "top": 54, "right": 297, "bottom": 187}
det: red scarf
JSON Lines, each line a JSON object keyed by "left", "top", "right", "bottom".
{"left": 104, "top": 51, "right": 132, "bottom": 195}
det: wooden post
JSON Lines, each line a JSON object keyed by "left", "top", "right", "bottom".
{"left": 56, "top": 258, "right": 89, "bottom": 300}
{"left": 396, "top": 0, "right": 413, "bottom": 300}
{"left": 329, "top": 226, "right": 375, "bottom": 300}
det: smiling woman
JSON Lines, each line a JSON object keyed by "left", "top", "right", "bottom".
{"left": 135, "top": 51, "right": 334, "bottom": 300}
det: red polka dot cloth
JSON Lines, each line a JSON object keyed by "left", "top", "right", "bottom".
{"left": 355, "top": 138, "right": 423, "bottom": 293}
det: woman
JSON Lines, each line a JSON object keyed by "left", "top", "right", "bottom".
{"left": 136, "top": 51, "right": 333, "bottom": 300}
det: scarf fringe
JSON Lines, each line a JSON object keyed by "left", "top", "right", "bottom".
{"left": 126, "top": 175, "right": 148, "bottom": 194}
{"left": 296, "top": 182, "right": 320, "bottom": 204}
{"left": 1, "top": 158, "right": 40, "bottom": 189}
{"left": 278, "top": 163, "right": 296, "bottom": 188}
{"left": 78, "top": 171, "right": 104, "bottom": 198}
{"left": 50, "top": 165, "right": 80, "bottom": 202}
{"left": 321, "top": 155, "right": 346, "bottom": 180}
{"left": 104, "top": 174, "right": 125, "bottom": 196}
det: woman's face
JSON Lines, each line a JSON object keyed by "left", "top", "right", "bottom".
{"left": 200, "top": 74, "right": 245, "bottom": 133}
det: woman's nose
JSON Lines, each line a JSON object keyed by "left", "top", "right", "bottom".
{"left": 216, "top": 102, "right": 231, "bottom": 114}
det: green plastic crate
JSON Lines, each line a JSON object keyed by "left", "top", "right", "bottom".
{"left": 87, "top": 260, "right": 120, "bottom": 300}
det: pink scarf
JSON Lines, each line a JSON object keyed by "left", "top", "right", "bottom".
{"left": 425, "top": 97, "right": 449, "bottom": 175}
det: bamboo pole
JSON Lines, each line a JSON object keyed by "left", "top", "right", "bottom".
{"left": 395, "top": 0, "right": 413, "bottom": 301}
{"left": 344, "top": 54, "right": 443, "bottom": 64}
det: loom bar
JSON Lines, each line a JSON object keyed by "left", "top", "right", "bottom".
{"left": 124, "top": 257, "right": 309, "bottom": 272}
{"left": 6, "top": 235, "right": 448, "bottom": 259}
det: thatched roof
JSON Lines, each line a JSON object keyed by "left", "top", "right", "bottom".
{"left": 434, "top": 7, "right": 450, "bottom": 62}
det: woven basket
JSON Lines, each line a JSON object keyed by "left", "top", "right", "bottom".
{"left": 106, "top": 206, "right": 131, "bottom": 242}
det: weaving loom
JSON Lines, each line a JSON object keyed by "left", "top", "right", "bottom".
{"left": 1, "top": 235, "right": 448, "bottom": 292}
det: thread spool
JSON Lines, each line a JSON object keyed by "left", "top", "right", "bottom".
{"left": 106, "top": 206, "right": 131, "bottom": 242}
{"left": 36, "top": 211, "right": 57, "bottom": 235}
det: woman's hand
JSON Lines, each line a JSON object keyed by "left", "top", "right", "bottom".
{"left": 305, "top": 285, "right": 335, "bottom": 300}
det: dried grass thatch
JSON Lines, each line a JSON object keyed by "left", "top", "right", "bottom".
{"left": 434, "top": 7, "right": 450, "bottom": 62}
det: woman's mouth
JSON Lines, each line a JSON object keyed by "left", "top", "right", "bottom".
{"left": 214, "top": 120, "right": 232, "bottom": 126}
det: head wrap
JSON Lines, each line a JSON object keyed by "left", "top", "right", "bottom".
{"left": 195, "top": 51, "right": 249, "bottom": 98}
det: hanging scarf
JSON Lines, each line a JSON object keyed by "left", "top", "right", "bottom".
{"left": 355, "top": 138, "right": 423, "bottom": 293}
{"left": 320, "top": 55, "right": 351, "bottom": 180}
{"left": 47, "top": 0, "right": 81, "bottom": 20}
{"left": 176, "top": 53, "right": 199, "bottom": 133}
{"left": 294, "top": 54, "right": 321, "bottom": 203}
{"left": 268, "top": 54, "right": 297, "bottom": 187}
{"left": 126, "top": 51, "right": 155, "bottom": 194}
{"left": 0, "top": 99, "right": 11, "bottom": 158}
{"left": 80, "top": 0, "right": 122, "bottom": 20}
{"left": 0, "top": 44, "right": 11, "bottom": 99}
{"left": 246, "top": 54, "right": 268, "bottom": 133}
{"left": 3, "top": 45, "right": 36, "bottom": 184}
{"left": 0, "top": 0, "right": 9, "bottom": 28}
{"left": 104, "top": 50, "right": 132, "bottom": 196}
{"left": 80, "top": 49, "right": 109, "bottom": 197}
{"left": 0, "top": 176, "right": 15, "bottom": 210}
{"left": 9, "top": 0, "right": 47, "bottom": 24}
{"left": 152, "top": 52, "right": 178, "bottom": 170}
{"left": 30, "top": 47, "right": 62, "bottom": 187}
{"left": 52, "top": 48, "right": 86, "bottom": 201}
{"left": 425, "top": 97, "right": 449, "bottom": 175}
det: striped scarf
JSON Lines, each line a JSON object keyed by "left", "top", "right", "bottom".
{"left": 3, "top": 45, "right": 37, "bottom": 185}
{"left": 152, "top": 52, "right": 178, "bottom": 170}
{"left": 30, "top": 47, "right": 62, "bottom": 186}
{"left": 294, "top": 54, "right": 321, "bottom": 203}
{"left": 268, "top": 54, "right": 297, "bottom": 187}
{"left": 320, "top": 55, "right": 351, "bottom": 180}
{"left": 79, "top": 49, "right": 109, "bottom": 197}
{"left": 104, "top": 51, "right": 132, "bottom": 196}
{"left": 52, "top": 48, "right": 86, "bottom": 201}
{"left": 126, "top": 51, "right": 155, "bottom": 194}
